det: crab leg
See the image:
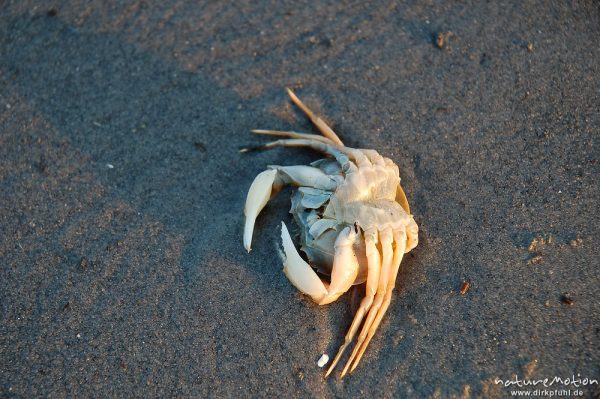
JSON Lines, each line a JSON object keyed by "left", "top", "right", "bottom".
{"left": 348, "top": 230, "right": 407, "bottom": 373}
{"left": 341, "top": 226, "right": 394, "bottom": 376}
{"left": 251, "top": 129, "right": 336, "bottom": 145}
{"left": 325, "top": 226, "right": 380, "bottom": 377}
{"left": 268, "top": 165, "right": 338, "bottom": 191}
{"left": 280, "top": 222, "right": 359, "bottom": 304}
{"left": 242, "top": 138, "right": 357, "bottom": 175}
{"left": 286, "top": 88, "right": 344, "bottom": 146}
{"left": 242, "top": 137, "right": 376, "bottom": 179}
{"left": 243, "top": 166, "right": 337, "bottom": 252}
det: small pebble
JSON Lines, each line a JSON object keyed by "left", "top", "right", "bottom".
{"left": 528, "top": 236, "right": 547, "bottom": 252}
{"left": 194, "top": 142, "right": 207, "bottom": 152}
{"left": 460, "top": 281, "right": 471, "bottom": 295}
{"left": 561, "top": 294, "right": 574, "bottom": 306}
{"left": 435, "top": 31, "right": 453, "bottom": 49}
{"left": 570, "top": 237, "right": 582, "bottom": 248}
{"left": 317, "top": 354, "right": 329, "bottom": 368}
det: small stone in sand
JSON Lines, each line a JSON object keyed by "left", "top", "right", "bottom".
{"left": 560, "top": 294, "right": 574, "bottom": 306}
{"left": 435, "top": 31, "right": 453, "bottom": 49}
{"left": 528, "top": 255, "right": 543, "bottom": 265}
{"left": 570, "top": 237, "right": 582, "bottom": 248}
{"left": 528, "top": 236, "right": 548, "bottom": 252}
{"left": 317, "top": 354, "right": 329, "bottom": 368}
{"left": 460, "top": 281, "right": 471, "bottom": 295}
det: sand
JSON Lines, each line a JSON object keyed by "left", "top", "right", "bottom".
{"left": 1, "top": 1, "right": 598, "bottom": 397}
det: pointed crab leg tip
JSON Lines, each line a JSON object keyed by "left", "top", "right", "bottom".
{"left": 286, "top": 88, "right": 302, "bottom": 102}
{"left": 340, "top": 349, "right": 357, "bottom": 377}
{"left": 349, "top": 352, "right": 363, "bottom": 373}
{"left": 325, "top": 362, "right": 335, "bottom": 377}
{"left": 240, "top": 144, "right": 271, "bottom": 153}
{"left": 350, "top": 338, "right": 373, "bottom": 373}
{"left": 325, "top": 344, "right": 347, "bottom": 378}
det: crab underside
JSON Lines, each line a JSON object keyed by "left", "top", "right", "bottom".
{"left": 242, "top": 89, "right": 418, "bottom": 377}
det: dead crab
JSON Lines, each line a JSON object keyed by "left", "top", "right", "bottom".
{"left": 242, "top": 89, "right": 419, "bottom": 377}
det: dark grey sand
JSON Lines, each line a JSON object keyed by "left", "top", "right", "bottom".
{"left": 1, "top": 1, "right": 598, "bottom": 397}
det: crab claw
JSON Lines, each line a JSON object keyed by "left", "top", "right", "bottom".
{"left": 280, "top": 222, "right": 359, "bottom": 305}
{"left": 281, "top": 222, "right": 328, "bottom": 302}
{"left": 244, "top": 169, "right": 278, "bottom": 252}
{"left": 319, "top": 225, "right": 359, "bottom": 305}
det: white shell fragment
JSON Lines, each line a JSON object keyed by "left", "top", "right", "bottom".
{"left": 317, "top": 354, "right": 329, "bottom": 368}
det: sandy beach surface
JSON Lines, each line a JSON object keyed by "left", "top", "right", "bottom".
{"left": 1, "top": 1, "right": 598, "bottom": 397}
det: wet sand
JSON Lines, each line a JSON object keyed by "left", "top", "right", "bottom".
{"left": 1, "top": 1, "right": 598, "bottom": 397}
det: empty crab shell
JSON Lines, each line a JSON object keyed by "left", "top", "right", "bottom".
{"left": 242, "top": 89, "right": 418, "bottom": 377}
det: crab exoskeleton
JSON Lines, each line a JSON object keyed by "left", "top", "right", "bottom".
{"left": 242, "top": 89, "right": 419, "bottom": 377}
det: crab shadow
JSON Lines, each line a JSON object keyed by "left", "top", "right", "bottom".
{"left": 1, "top": 12, "right": 338, "bottom": 395}
{"left": 4, "top": 12, "right": 289, "bottom": 285}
